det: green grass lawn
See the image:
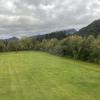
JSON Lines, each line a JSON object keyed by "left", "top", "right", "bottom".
{"left": 0, "top": 51, "right": 100, "bottom": 100}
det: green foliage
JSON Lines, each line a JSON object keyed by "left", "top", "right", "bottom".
{"left": 0, "top": 40, "right": 6, "bottom": 51}
{"left": 0, "top": 35, "right": 100, "bottom": 64}
{"left": 78, "top": 19, "right": 100, "bottom": 36}
{"left": 7, "top": 40, "right": 20, "bottom": 51}
{"left": 19, "top": 38, "right": 33, "bottom": 50}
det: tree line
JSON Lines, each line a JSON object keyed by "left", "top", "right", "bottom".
{"left": 0, "top": 35, "right": 100, "bottom": 64}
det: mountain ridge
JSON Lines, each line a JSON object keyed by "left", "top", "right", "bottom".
{"left": 78, "top": 19, "right": 100, "bottom": 36}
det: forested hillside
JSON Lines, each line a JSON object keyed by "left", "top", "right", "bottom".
{"left": 0, "top": 35, "right": 100, "bottom": 64}
{"left": 78, "top": 19, "right": 100, "bottom": 36}
{"left": 0, "top": 20, "right": 100, "bottom": 64}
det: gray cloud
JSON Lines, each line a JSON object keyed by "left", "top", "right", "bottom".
{"left": 0, "top": 0, "right": 100, "bottom": 38}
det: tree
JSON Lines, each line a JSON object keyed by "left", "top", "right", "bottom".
{"left": 19, "top": 38, "right": 33, "bottom": 50}
{"left": 0, "top": 40, "right": 6, "bottom": 52}
{"left": 7, "top": 40, "right": 20, "bottom": 51}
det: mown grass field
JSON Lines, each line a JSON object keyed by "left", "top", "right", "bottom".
{"left": 0, "top": 51, "right": 100, "bottom": 100}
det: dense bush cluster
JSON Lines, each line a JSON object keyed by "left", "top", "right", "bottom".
{"left": 0, "top": 35, "right": 100, "bottom": 64}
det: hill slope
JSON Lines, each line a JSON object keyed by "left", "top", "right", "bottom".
{"left": 32, "top": 28, "right": 77, "bottom": 41}
{"left": 0, "top": 51, "right": 100, "bottom": 100}
{"left": 78, "top": 19, "right": 100, "bottom": 36}
{"left": 64, "top": 28, "right": 77, "bottom": 35}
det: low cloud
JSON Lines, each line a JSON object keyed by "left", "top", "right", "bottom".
{"left": 0, "top": 0, "right": 100, "bottom": 37}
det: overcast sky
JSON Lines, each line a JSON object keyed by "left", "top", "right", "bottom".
{"left": 0, "top": 0, "right": 100, "bottom": 38}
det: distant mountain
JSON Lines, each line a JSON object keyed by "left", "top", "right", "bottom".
{"left": 78, "top": 19, "right": 100, "bottom": 36}
{"left": 5, "top": 37, "right": 18, "bottom": 42}
{"left": 31, "top": 28, "right": 77, "bottom": 41}
{"left": 33, "top": 31, "right": 66, "bottom": 41}
{"left": 64, "top": 29, "right": 77, "bottom": 35}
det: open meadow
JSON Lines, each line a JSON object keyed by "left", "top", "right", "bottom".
{"left": 0, "top": 51, "right": 100, "bottom": 100}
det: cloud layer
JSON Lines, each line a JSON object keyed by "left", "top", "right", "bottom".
{"left": 0, "top": 0, "right": 100, "bottom": 37}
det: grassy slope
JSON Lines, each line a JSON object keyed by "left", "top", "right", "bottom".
{"left": 0, "top": 51, "right": 100, "bottom": 100}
